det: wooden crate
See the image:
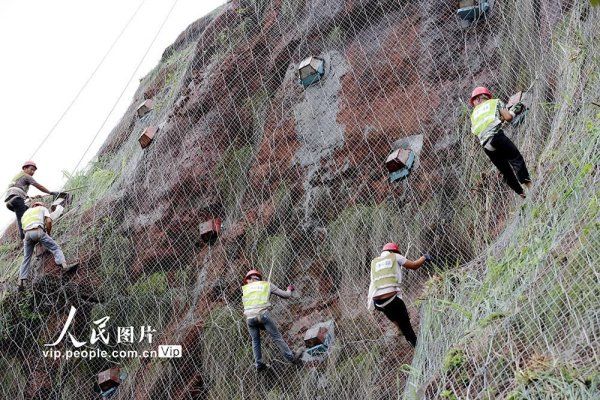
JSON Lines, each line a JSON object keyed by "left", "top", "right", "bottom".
{"left": 139, "top": 126, "right": 159, "bottom": 149}
{"left": 385, "top": 148, "right": 412, "bottom": 173}
{"left": 136, "top": 99, "right": 154, "bottom": 118}
{"left": 200, "top": 218, "right": 222, "bottom": 242}
{"left": 507, "top": 91, "right": 523, "bottom": 109}
{"left": 98, "top": 367, "right": 120, "bottom": 392}
{"left": 304, "top": 325, "right": 329, "bottom": 348}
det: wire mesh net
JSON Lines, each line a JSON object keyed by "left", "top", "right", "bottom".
{"left": 0, "top": 0, "right": 598, "bottom": 399}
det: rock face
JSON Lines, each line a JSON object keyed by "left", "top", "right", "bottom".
{"left": 0, "top": 0, "right": 598, "bottom": 399}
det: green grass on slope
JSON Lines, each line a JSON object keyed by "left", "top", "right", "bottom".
{"left": 405, "top": 3, "right": 600, "bottom": 396}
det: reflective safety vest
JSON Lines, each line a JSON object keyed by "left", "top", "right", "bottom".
{"left": 370, "top": 254, "right": 400, "bottom": 290}
{"left": 242, "top": 281, "right": 271, "bottom": 311}
{"left": 5, "top": 171, "right": 29, "bottom": 201}
{"left": 7, "top": 171, "right": 26, "bottom": 189}
{"left": 21, "top": 206, "right": 45, "bottom": 231}
{"left": 470, "top": 99, "right": 500, "bottom": 139}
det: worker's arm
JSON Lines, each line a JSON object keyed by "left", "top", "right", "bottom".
{"left": 28, "top": 176, "right": 58, "bottom": 196}
{"left": 271, "top": 284, "right": 293, "bottom": 299}
{"left": 44, "top": 216, "right": 53, "bottom": 235}
{"left": 403, "top": 256, "right": 427, "bottom": 270}
{"left": 366, "top": 281, "right": 376, "bottom": 311}
{"left": 499, "top": 108, "right": 513, "bottom": 122}
{"left": 32, "top": 182, "right": 54, "bottom": 195}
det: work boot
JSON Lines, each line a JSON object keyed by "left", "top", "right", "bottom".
{"left": 256, "top": 363, "right": 270, "bottom": 372}
{"left": 61, "top": 262, "right": 79, "bottom": 273}
{"left": 18, "top": 279, "right": 30, "bottom": 292}
{"left": 292, "top": 349, "right": 304, "bottom": 365}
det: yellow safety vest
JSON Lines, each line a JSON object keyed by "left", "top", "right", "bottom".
{"left": 242, "top": 281, "right": 271, "bottom": 311}
{"left": 21, "top": 207, "right": 45, "bottom": 231}
{"left": 470, "top": 99, "right": 500, "bottom": 138}
{"left": 7, "top": 171, "right": 26, "bottom": 189}
{"left": 370, "top": 254, "right": 400, "bottom": 290}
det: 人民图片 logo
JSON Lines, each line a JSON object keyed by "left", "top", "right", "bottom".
{"left": 42, "top": 306, "right": 181, "bottom": 360}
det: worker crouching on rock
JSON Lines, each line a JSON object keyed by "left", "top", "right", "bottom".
{"left": 367, "top": 243, "right": 431, "bottom": 348}
{"left": 469, "top": 86, "right": 532, "bottom": 198}
{"left": 241, "top": 269, "right": 302, "bottom": 371}
{"left": 4, "top": 161, "right": 59, "bottom": 240}
{"left": 18, "top": 202, "right": 75, "bottom": 291}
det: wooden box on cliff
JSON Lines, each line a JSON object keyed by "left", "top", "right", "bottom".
{"left": 98, "top": 367, "right": 120, "bottom": 392}
{"left": 200, "top": 218, "right": 222, "bottom": 243}
{"left": 506, "top": 91, "right": 531, "bottom": 126}
{"left": 457, "top": 0, "right": 489, "bottom": 22}
{"left": 304, "top": 325, "right": 329, "bottom": 348}
{"left": 137, "top": 99, "right": 154, "bottom": 118}
{"left": 385, "top": 148, "right": 412, "bottom": 173}
{"left": 506, "top": 91, "right": 524, "bottom": 109}
{"left": 51, "top": 193, "right": 73, "bottom": 212}
{"left": 298, "top": 56, "right": 325, "bottom": 88}
{"left": 139, "top": 126, "right": 159, "bottom": 149}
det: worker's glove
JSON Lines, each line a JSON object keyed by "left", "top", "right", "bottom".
{"left": 512, "top": 103, "right": 524, "bottom": 115}
{"left": 287, "top": 285, "right": 295, "bottom": 292}
{"left": 423, "top": 254, "right": 433, "bottom": 263}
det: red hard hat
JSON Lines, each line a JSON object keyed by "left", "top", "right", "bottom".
{"left": 469, "top": 86, "right": 492, "bottom": 106}
{"left": 22, "top": 160, "right": 37, "bottom": 170}
{"left": 243, "top": 269, "right": 262, "bottom": 284}
{"left": 382, "top": 243, "right": 400, "bottom": 253}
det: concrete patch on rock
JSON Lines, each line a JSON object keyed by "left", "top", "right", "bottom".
{"left": 293, "top": 50, "right": 350, "bottom": 168}
{"left": 291, "top": 50, "right": 350, "bottom": 228}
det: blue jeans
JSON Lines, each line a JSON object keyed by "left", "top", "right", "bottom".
{"left": 19, "top": 228, "right": 66, "bottom": 280}
{"left": 246, "top": 311, "right": 294, "bottom": 368}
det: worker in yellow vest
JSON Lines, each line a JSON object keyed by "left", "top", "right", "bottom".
{"left": 241, "top": 269, "right": 302, "bottom": 371}
{"left": 469, "top": 87, "right": 532, "bottom": 198}
{"left": 4, "top": 161, "right": 59, "bottom": 239}
{"left": 367, "top": 243, "right": 431, "bottom": 347}
{"left": 17, "top": 202, "right": 75, "bottom": 291}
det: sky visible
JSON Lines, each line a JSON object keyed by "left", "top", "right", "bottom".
{"left": 0, "top": 0, "right": 226, "bottom": 232}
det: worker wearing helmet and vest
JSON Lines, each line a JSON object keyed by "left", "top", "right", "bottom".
{"left": 17, "top": 202, "right": 75, "bottom": 291}
{"left": 469, "top": 86, "right": 532, "bottom": 198}
{"left": 367, "top": 243, "right": 432, "bottom": 347}
{"left": 5, "top": 161, "right": 59, "bottom": 240}
{"left": 241, "top": 269, "right": 302, "bottom": 371}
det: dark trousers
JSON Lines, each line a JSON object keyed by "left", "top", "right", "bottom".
{"left": 6, "top": 196, "right": 28, "bottom": 240}
{"left": 484, "top": 131, "right": 531, "bottom": 195}
{"left": 374, "top": 296, "right": 417, "bottom": 347}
